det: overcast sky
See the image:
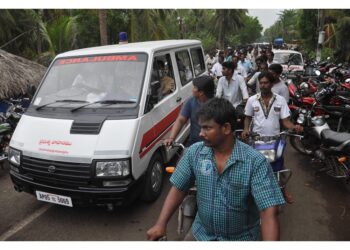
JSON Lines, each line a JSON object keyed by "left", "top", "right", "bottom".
{"left": 248, "top": 9, "right": 285, "bottom": 31}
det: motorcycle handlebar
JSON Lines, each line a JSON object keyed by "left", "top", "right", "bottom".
{"left": 165, "top": 141, "right": 186, "bottom": 150}
{"left": 235, "top": 130, "right": 303, "bottom": 140}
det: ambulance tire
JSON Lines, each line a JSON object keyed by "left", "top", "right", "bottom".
{"left": 140, "top": 153, "right": 164, "bottom": 202}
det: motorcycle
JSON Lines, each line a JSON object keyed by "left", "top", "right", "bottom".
{"left": 236, "top": 130, "right": 301, "bottom": 198}
{"left": 291, "top": 106, "right": 350, "bottom": 192}
{"left": 0, "top": 121, "right": 12, "bottom": 167}
{"left": 0, "top": 99, "right": 25, "bottom": 167}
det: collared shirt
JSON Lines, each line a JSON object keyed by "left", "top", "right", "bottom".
{"left": 206, "top": 57, "right": 215, "bottom": 70}
{"left": 245, "top": 93, "right": 290, "bottom": 136}
{"left": 234, "top": 64, "right": 248, "bottom": 78}
{"left": 216, "top": 74, "right": 248, "bottom": 108}
{"left": 211, "top": 62, "right": 223, "bottom": 77}
{"left": 170, "top": 140, "right": 285, "bottom": 241}
{"left": 238, "top": 59, "right": 253, "bottom": 73}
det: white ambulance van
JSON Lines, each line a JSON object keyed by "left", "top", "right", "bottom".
{"left": 9, "top": 40, "right": 206, "bottom": 208}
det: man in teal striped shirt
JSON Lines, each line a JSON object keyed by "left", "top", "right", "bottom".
{"left": 147, "top": 98, "right": 285, "bottom": 241}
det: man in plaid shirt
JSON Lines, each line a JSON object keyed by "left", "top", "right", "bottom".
{"left": 147, "top": 98, "right": 285, "bottom": 241}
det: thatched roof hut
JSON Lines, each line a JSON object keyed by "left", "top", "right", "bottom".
{"left": 0, "top": 49, "right": 47, "bottom": 99}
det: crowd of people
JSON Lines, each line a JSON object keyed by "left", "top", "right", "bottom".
{"left": 147, "top": 44, "right": 304, "bottom": 241}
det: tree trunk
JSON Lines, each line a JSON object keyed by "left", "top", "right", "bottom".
{"left": 36, "top": 9, "right": 43, "bottom": 54}
{"left": 218, "top": 22, "right": 224, "bottom": 49}
{"left": 99, "top": 9, "right": 108, "bottom": 45}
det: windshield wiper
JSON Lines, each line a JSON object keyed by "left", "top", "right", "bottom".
{"left": 36, "top": 99, "right": 88, "bottom": 111}
{"left": 70, "top": 99, "right": 137, "bottom": 113}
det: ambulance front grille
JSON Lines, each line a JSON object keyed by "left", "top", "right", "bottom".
{"left": 21, "top": 156, "right": 91, "bottom": 187}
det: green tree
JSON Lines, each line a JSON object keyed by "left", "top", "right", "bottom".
{"left": 38, "top": 15, "right": 79, "bottom": 62}
{"left": 298, "top": 9, "right": 318, "bottom": 53}
{"left": 233, "top": 15, "right": 262, "bottom": 45}
{"left": 212, "top": 9, "right": 247, "bottom": 49}
{"left": 335, "top": 16, "right": 350, "bottom": 61}
{"left": 278, "top": 9, "right": 300, "bottom": 42}
{"left": 128, "top": 10, "right": 169, "bottom": 42}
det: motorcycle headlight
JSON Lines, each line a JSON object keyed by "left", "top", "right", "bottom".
{"left": 8, "top": 148, "right": 21, "bottom": 166}
{"left": 95, "top": 160, "right": 130, "bottom": 177}
{"left": 259, "top": 150, "right": 276, "bottom": 163}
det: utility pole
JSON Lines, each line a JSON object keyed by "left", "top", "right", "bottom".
{"left": 316, "top": 9, "right": 325, "bottom": 62}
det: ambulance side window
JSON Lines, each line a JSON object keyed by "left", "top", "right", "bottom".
{"left": 145, "top": 54, "right": 175, "bottom": 113}
{"left": 175, "top": 50, "right": 194, "bottom": 86}
{"left": 190, "top": 47, "right": 205, "bottom": 76}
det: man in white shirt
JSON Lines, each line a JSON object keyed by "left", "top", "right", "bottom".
{"left": 232, "top": 55, "right": 248, "bottom": 81}
{"left": 216, "top": 61, "right": 248, "bottom": 108}
{"left": 205, "top": 51, "right": 216, "bottom": 73}
{"left": 211, "top": 55, "right": 224, "bottom": 79}
{"left": 242, "top": 71, "right": 301, "bottom": 137}
{"left": 242, "top": 71, "right": 302, "bottom": 204}
{"left": 269, "top": 64, "right": 290, "bottom": 103}
{"left": 267, "top": 50, "right": 274, "bottom": 66}
{"left": 238, "top": 52, "right": 253, "bottom": 74}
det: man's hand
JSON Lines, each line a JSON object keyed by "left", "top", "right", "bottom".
{"left": 147, "top": 224, "right": 166, "bottom": 241}
{"left": 163, "top": 138, "right": 175, "bottom": 147}
{"left": 294, "top": 124, "right": 304, "bottom": 134}
{"left": 241, "top": 129, "right": 250, "bottom": 140}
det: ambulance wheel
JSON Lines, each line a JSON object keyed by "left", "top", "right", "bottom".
{"left": 140, "top": 153, "right": 164, "bottom": 202}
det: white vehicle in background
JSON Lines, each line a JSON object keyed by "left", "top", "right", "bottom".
{"left": 272, "top": 49, "right": 304, "bottom": 73}
{"left": 8, "top": 40, "right": 207, "bottom": 209}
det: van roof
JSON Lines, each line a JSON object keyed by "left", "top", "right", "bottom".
{"left": 272, "top": 49, "right": 302, "bottom": 55}
{"left": 56, "top": 40, "right": 202, "bottom": 58}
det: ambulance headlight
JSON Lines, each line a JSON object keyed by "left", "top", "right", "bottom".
{"left": 8, "top": 148, "right": 21, "bottom": 166}
{"left": 259, "top": 150, "right": 276, "bottom": 163}
{"left": 95, "top": 160, "right": 130, "bottom": 177}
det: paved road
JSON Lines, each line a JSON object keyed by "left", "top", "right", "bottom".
{"left": 280, "top": 145, "right": 350, "bottom": 240}
{"left": 1, "top": 144, "right": 350, "bottom": 241}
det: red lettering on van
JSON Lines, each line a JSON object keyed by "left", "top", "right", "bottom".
{"left": 57, "top": 55, "right": 138, "bottom": 65}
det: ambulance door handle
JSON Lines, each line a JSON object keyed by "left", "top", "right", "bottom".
{"left": 176, "top": 97, "right": 182, "bottom": 103}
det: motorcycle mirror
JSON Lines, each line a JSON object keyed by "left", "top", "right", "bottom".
{"left": 300, "top": 82, "right": 309, "bottom": 89}
{"left": 314, "top": 70, "right": 321, "bottom": 76}
{"left": 297, "top": 114, "right": 305, "bottom": 124}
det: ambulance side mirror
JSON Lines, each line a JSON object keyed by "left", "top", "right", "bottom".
{"left": 145, "top": 80, "right": 160, "bottom": 113}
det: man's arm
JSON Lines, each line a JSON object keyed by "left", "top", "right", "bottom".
{"left": 242, "top": 116, "right": 252, "bottom": 139}
{"left": 239, "top": 77, "right": 249, "bottom": 102}
{"left": 147, "top": 186, "right": 187, "bottom": 240}
{"left": 281, "top": 118, "right": 303, "bottom": 133}
{"left": 164, "top": 115, "right": 188, "bottom": 146}
{"left": 260, "top": 206, "right": 280, "bottom": 241}
{"left": 247, "top": 72, "right": 258, "bottom": 87}
{"left": 216, "top": 80, "right": 223, "bottom": 98}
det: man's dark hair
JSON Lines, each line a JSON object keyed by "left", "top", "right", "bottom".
{"left": 196, "top": 97, "right": 237, "bottom": 132}
{"left": 222, "top": 61, "right": 234, "bottom": 71}
{"left": 193, "top": 75, "right": 215, "bottom": 98}
{"left": 259, "top": 61, "right": 268, "bottom": 69}
{"left": 258, "top": 71, "right": 275, "bottom": 83}
{"left": 268, "top": 63, "right": 283, "bottom": 75}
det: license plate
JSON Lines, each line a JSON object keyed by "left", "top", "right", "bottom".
{"left": 35, "top": 191, "right": 73, "bottom": 207}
